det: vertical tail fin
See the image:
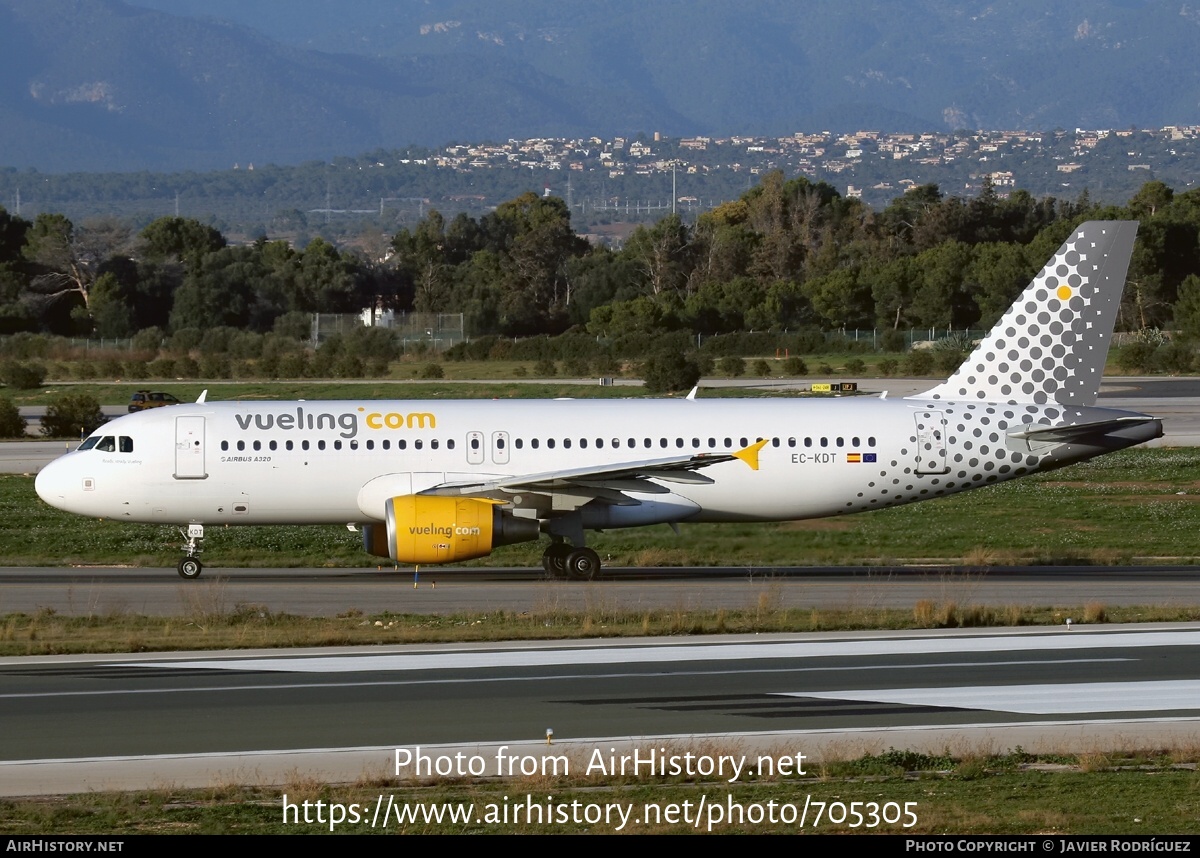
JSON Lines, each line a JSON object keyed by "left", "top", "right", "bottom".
{"left": 913, "top": 220, "right": 1138, "bottom": 406}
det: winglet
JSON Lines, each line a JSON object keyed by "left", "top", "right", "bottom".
{"left": 686, "top": 386, "right": 698, "bottom": 400}
{"left": 196, "top": 389, "right": 208, "bottom": 404}
{"left": 732, "top": 438, "right": 769, "bottom": 471}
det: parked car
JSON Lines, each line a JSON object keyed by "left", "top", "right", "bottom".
{"left": 128, "top": 390, "right": 181, "bottom": 412}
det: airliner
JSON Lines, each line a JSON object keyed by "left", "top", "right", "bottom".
{"left": 35, "top": 221, "right": 1162, "bottom": 580}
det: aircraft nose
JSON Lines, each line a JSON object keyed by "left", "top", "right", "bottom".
{"left": 35, "top": 456, "right": 74, "bottom": 510}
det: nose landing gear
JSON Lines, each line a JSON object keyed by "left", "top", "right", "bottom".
{"left": 177, "top": 523, "right": 204, "bottom": 579}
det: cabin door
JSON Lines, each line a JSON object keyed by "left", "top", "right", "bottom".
{"left": 913, "top": 410, "right": 949, "bottom": 475}
{"left": 174, "top": 416, "right": 208, "bottom": 479}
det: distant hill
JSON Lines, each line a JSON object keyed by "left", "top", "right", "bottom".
{"left": 0, "top": 0, "right": 682, "bottom": 171}
{"left": 4, "top": 0, "right": 1200, "bottom": 172}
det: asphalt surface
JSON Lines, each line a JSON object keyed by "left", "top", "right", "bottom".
{"left": 4, "top": 565, "right": 1200, "bottom": 616}
{"left": 3, "top": 624, "right": 1199, "bottom": 795}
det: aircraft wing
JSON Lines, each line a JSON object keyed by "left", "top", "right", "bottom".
{"left": 423, "top": 440, "right": 768, "bottom": 505}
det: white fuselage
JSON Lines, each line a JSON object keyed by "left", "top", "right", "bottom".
{"left": 34, "top": 395, "right": 1154, "bottom": 529}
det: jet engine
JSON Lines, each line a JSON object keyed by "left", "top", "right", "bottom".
{"left": 362, "top": 495, "right": 539, "bottom": 563}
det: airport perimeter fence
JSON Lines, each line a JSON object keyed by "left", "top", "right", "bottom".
{"left": 0, "top": 326, "right": 983, "bottom": 361}
{"left": 0, "top": 327, "right": 1164, "bottom": 363}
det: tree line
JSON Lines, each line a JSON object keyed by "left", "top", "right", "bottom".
{"left": 3, "top": 177, "right": 1200, "bottom": 346}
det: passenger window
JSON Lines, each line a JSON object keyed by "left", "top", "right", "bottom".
{"left": 804, "top": 437, "right": 812, "bottom": 448}
{"left": 237, "top": 440, "right": 246, "bottom": 452}
{"left": 868, "top": 436, "right": 876, "bottom": 447}
{"left": 548, "top": 439, "right": 555, "bottom": 449}
{"left": 531, "top": 439, "right": 540, "bottom": 449}
{"left": 302, "top": 440, "right": 310, "bottom": 451}
{"left": 820, "top": 438, "right": 828, "bottom": 448}
{"left": 564, "top": 439, "right": 572, "bottom": 449}
{"left": 253, "top": 440, "right": 261, "bottom": 451}
{"left": 836, "top": 437, "right": 844, "bottom": 447}
{"left": 852, "top": 437, "right": 860, "bottom": 447}
{"left": 579, "top": 439, "right": 587, "bottom": 448}
{"left": 220, "top": 440, "right": 229, "bottom": 451}
{"left": 382, "top": 440, "right": 389, "bottom": 450}
{"left": 269, "top": 440, "right": 277, "bottom": 451}
{"left": 447, "top": 439, "right": 455, "bottom": 450}
{"left": 287, "top": 440, "right": 294, "bottom": 451}
{"left": 333, "top": 440, "right": 342, "bottom": 450}
{"left": 318, "top": 440, "right": 326, "bottom": 450}
{"left": 515, "top": 439, "right": 523, "bottom": 449}
{"left": 350, "top": 440, "right": 359, "bottom": 450}
{"left": 430, "top": 440, "right": 437, "bottom": 450}
{"left": 398, "top": 440, "right": 406, "bottom": 450}
{"left": 414, "top": 440, "right": 423, "bottom": 450}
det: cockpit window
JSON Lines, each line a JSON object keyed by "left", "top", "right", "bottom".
{"left": 79, "top": 435, "right": 133, "bottom": 452}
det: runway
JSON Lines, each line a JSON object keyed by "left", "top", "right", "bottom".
{"left": 3, "top": 565, "right": 1200, "bottom": 616}
{"left": 3, "top": 624, "right": 1200, "bottom": 795}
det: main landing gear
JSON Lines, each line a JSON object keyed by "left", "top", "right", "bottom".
{"left": 177, "top": 524, "right": 204, "bottom": 579}
{"left": 541, "top": 541, "right": 600, "bottom": 581}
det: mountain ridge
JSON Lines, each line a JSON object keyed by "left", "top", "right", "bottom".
{"left": 2, "top": 0, "right": 1199, "bottom": 172}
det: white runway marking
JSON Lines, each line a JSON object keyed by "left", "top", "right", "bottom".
{"left": 791, "top": 680, "right": 1200, "bottom": 714}
{"left": 122, "top": 629, "right": 1200, "bottom": 673}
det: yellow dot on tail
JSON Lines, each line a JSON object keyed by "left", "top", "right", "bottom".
{"left": 1056, "top": 285, "right": 1072, "bottom": 301}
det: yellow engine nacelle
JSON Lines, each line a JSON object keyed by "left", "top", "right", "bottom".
{"left": 362, "top": 495, "right": 539, "bottom": 564}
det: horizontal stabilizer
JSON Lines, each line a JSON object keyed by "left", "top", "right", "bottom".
{"left": 1007, "top": 416, "right": 1162, "bottom": 453}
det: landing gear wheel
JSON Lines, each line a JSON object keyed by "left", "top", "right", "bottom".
{"left": 565, "top": 547, "right": 600, "bottom": 581}
{"left": 541, "top": 543, "right": 572, "bottom": 578}
{"left": 177, "top": 557, "right": 203, "bottom": 579}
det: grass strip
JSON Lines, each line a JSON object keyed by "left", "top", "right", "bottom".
{"left": 3, "top": 749, "right": 1199, "bottom": 834}
{"left": 0, "top": 602, "right": 1195, "bottom": 656}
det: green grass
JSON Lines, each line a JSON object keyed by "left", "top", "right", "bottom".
{"left": 8, "top": 378, "right": 831, "bottom": 409}
{"left": 3, "top": 753, "right": 1199, "bottom": 833}
{"left": 3, "top": 602, "right": 1199, "bottom": 657}
{"left": 7, "top": 447, "right": 1200, "bottom": 569}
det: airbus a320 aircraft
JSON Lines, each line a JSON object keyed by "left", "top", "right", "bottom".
{"left": 36, "top": 221, "right": 1161, "bottom": 580}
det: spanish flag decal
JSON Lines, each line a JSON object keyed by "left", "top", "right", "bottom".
{"left": 847, "top": 453, "right": 862, "bottom": 463}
